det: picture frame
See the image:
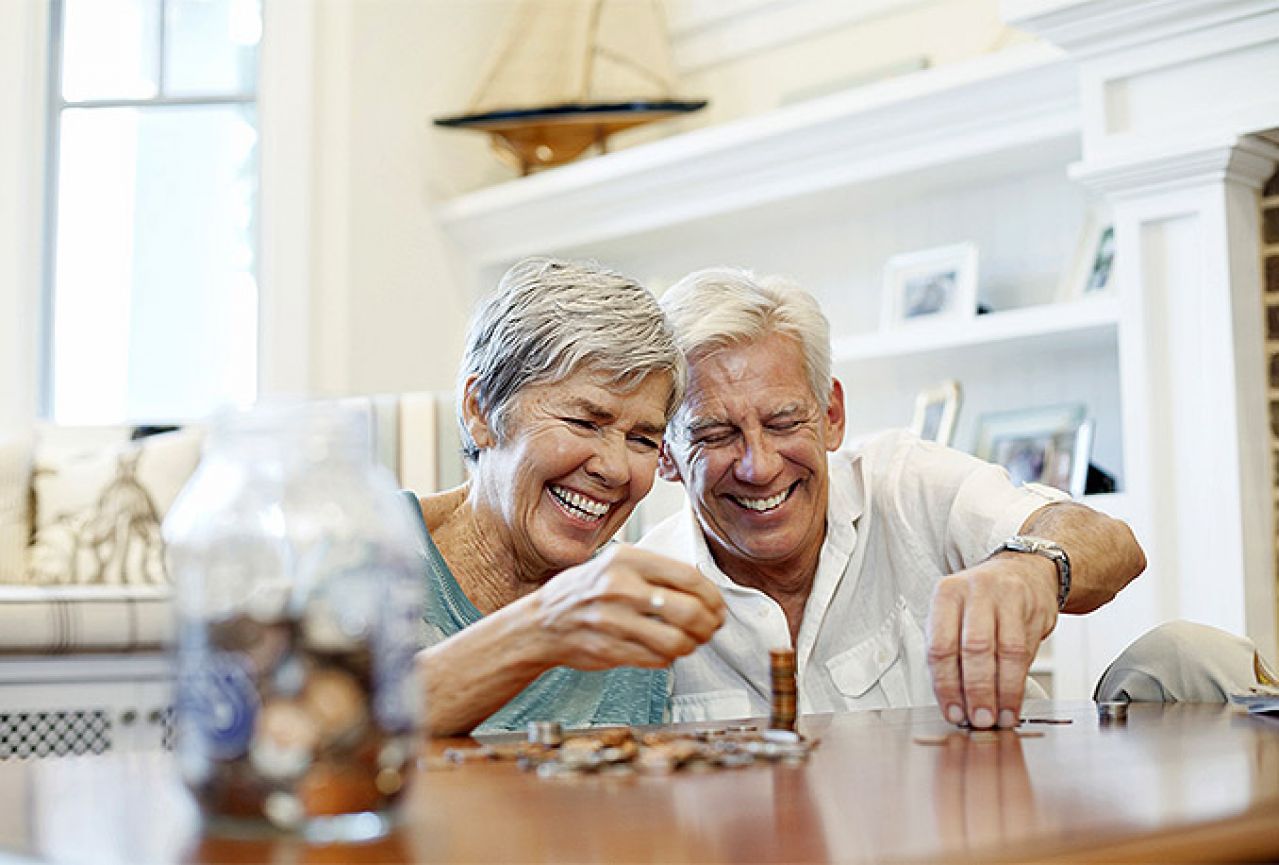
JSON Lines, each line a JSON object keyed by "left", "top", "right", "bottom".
{"left": 881, "top": 242, "right": 978, "bottom": 330}
{"left": 973, "top": 404, "right": 1094, "bottom": 498}
{"left": 909, "top": 379, "right": 961, "bottom": 446}
{"left": 1059, "top": 212, "right": 1116, "bottom": 300}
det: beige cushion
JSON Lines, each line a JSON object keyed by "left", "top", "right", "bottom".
{"left": 0, "top": 437, "right": 33, "bottom": 582}
{"left": 0, "top": 585, "right": 172, "bottom": 652}
{"left": 28, "top": 429, "right": 203, "bottom": 585}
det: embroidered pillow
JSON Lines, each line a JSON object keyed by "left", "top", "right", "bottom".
{"left": 28, "top": 429, "right": 203, "bottom": 585}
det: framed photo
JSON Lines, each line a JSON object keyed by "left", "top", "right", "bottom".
{"left": 974, "top": 404, "right": 1094, "bottom": 498}
{"left": 909, "top": 379, "right": 961, "bottom": 446}
{"left": 1060, "top": 212, "right": 1116, "bottom": 300}
{"left": 881, "top": 242, "right": 978, "bottom": 330}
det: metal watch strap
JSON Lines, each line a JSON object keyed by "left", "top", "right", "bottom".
{"left": 995, "top": 535, "right": 1071, "bottom": 611}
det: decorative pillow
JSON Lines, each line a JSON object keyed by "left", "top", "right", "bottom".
{"left": 0, "top": 437, "right": 34, "bottom": 583}
{"left": 28, "top": 428, "right": 204, "bottom": 585}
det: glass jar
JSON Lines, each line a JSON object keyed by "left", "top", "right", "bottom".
{"left": 164, "top": 402, "right": 424, "bottom": 841}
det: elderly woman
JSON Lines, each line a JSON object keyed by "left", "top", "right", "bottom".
{"left": 411, "top": 258, "right": 725, "bottom": 736}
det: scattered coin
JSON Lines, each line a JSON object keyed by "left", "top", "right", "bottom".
{"left": 444, "top": 725, "right": 819, "bottom": 778}
{"left": 912, "top": 734, "right": 953, "bottom": 746}
{"left": 1097, "top": 701, "right": 1129, "bottom": 723}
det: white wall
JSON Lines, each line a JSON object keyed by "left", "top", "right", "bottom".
{"left": 668, "top": 0, "right": 1027, "bottom": 126}
{"left": 260, "top": 0, "right": 483, "bottom": 400}
{"left": 0, "top": 0, "right": 48, "bottom": 435}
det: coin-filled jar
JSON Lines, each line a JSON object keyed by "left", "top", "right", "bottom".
{"left": 164, "top": 403, "right": 423, "bottom": 841}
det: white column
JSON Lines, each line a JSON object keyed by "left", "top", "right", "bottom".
{"left": 1076, "top": 138, "right": 1279, "bottom": 658}
{"left": 257, "top": 0, "right": 318, "bottom": 398}
{"left": 0, "top": 0, "right": 49, "bottom": 433}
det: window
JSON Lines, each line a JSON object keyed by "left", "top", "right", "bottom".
{"left": 44, "top": 0, "right": 262, "bottom": 424}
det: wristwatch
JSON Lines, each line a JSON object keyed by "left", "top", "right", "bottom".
{"left": 994, "top": 535, "right": 1071, "bottom": 611}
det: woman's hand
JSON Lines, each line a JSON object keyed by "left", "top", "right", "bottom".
{"left": 527, "top": 545, "right": 726, "bottom": 671}
{"left": 418, "top": 546, "right": 724, "bottom": 736}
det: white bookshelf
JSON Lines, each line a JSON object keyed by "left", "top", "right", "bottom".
{"left": 831, "top": 297, "right": 1118, "bottom": 365}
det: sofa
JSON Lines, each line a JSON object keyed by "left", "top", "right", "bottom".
{"left": 0, "top": 393, "right": 464, "bottom": 759}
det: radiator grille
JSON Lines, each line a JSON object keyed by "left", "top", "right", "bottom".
{"left": 0, "top": 710, "right": 112, "bottom": 759}
{"left": 158, "top": 705, "right": 175, "bottom": 751}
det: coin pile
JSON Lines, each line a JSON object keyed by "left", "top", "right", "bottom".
{"left": 183, "top": 613, "right": 413, "bottom": 831}
{"left": 438, "top": 724, "right": 817, "bottom": 778}
{"left": 770, "top": 647, "right": 797, "bottom": 731}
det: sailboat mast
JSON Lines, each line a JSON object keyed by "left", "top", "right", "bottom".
{"left": 579, "top": 0, "right": 606, "bottom": 103}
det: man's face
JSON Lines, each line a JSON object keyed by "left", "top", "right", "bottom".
{"left": 659, "top": 333, "right": 845, "bottom": 580}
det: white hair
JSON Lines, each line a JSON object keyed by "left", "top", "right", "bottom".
{"left": 659, "top": 266, "right": 832, "bottom": 411}
{"left": 457, "top": 257, "right": 685, "bottom": 462}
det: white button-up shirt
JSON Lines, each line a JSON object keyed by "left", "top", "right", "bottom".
{"left": 638, "top": 429, "right": 1067, "bottom": 722}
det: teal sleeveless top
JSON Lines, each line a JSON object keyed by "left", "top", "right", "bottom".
{"left": 403, "top": 492, "right": 670, "bottom": 734}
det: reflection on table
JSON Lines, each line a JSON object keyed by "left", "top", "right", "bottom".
{"left": 1, "top": 702, "right": 1278, "bottom": 864}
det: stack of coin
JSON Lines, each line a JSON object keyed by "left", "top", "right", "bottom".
{"left": 769, "top": 648, "right": 797, "bottom": 731}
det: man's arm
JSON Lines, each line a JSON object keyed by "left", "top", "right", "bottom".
{"left": 927, "top": 501, "right": 1146, "bottom": 730}
{"left": 1018, "top": 501, "right": 1146, "bottom": 614}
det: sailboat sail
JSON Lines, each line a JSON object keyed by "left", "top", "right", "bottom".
{"left": 436, "top": 0, "right": 705, "bottom": 174}
{"left": 468, "top": 0, "right": 678, "bottom": 112}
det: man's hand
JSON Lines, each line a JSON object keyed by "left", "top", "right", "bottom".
{"left": 926, "top": 554, "right": 1059, "bottom": 729}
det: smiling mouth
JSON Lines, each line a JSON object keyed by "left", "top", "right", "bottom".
{"left": 729, "top": 480, "right": 799, "bottom": 514}
{"left": 549, "top": 484, "right": 611, "bottom": 522}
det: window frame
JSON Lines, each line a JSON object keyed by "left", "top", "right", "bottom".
{"left": 41, "top": 0, "right": 260, "bottom": 422}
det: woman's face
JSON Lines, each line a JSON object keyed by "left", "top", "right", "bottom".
{"left": 470, "top": 368, "right": 671, "bottom": 578}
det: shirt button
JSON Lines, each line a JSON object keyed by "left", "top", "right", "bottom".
{"left": 876, "top": 649, "right": 888, "bottom": 665}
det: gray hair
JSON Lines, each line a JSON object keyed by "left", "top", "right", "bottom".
{"left": 659, "top": 267, "right": 832, "bottom": 412}
{"left": 458, "top": 257, "right": 685, "bottom": 462}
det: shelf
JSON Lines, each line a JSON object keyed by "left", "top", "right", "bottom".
{"left": 831, "top": 296, "right": 1119, "bottom": 365}
{"left": 434, "top": 43, "right": 1080, "bottom": 267}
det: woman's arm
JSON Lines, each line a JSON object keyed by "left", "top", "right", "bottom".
{"left": 416, "top": 592, "right": 555, "bottom": 737}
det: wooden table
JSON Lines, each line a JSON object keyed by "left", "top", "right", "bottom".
{"left": 1, "top": 701, "right": 1277, "bottom": 864}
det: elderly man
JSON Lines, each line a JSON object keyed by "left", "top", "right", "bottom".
{"left": 639, "top": 267, "right": 1147, "bottom": 730}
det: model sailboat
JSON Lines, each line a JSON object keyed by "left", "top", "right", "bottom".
{"left": 434, "top": 0, "right": 706, "bottom": 175}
